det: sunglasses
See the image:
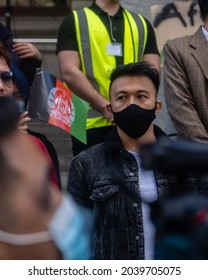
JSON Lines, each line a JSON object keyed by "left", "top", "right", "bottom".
{"left": 0, "top": 71, "right": 14, "bottom": 88}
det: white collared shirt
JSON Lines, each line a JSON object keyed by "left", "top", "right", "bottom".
{"left": 202, "top": 25, "right": 208, "bottom": 42}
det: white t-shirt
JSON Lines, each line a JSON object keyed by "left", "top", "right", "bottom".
{"left": 129, "top": 150, "right": 158, "bottom": 260}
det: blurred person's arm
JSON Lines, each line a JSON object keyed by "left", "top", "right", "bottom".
{"left": 58, "top": 50, "right": 112, "bottom": 121}
{"left": 18, "top": 112, "right": 61, "bottom": 190}
{"left": 163, "top": 40, "right": 208, "bottom": 140}
{"left": 28, "top": 134, "right": 59, "bottom": 189}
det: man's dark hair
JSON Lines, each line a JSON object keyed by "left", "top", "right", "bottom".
{"left": 0, "top": 97, "right": 19, "bottom": 137}
{"left": 0, "top": 42, "right": 11, "bottom": 67}
{"left": 198, "top": 0, "right": 208, "bottom": 20}
{"left": 109, "top": 61, "right": 160, "bottom": 94}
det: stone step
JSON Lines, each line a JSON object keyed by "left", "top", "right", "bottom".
{"left": 47, "top": 137, "right": 72, "bottom": 154}
{"left": 28, "top": 121, "right": 73, "bottom": 153}
{"left": 60, "top": 171, "right": 69, "bottom": 192}
{"left": 28, "top": 120, "right": 71, "bottom": 138}
{"left": 59, "top": 154, "right": 72, "bottom": 172}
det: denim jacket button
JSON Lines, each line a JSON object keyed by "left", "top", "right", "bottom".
{"left": 133, "top": 203, "right": 138, "bottom": 207}
{"left": 129, "top": 172, "right": 134, "bottom": 176}
{"left": 135, "top": 236, "right": 140, "bottom": 240}
{"left": 99, "top": 192, "right": 104, "bottom": 197}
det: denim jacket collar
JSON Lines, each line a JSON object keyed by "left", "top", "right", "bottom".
{"left": 103, "top": 125, "right": 168, "bottom": 154}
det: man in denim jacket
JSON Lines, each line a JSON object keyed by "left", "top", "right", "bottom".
{"left": 67, "top": 62, "right": 199, "bottom": 260}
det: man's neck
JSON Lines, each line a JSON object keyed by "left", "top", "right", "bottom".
{"left": 95, "top": 0, "right": 120, "bottom": 16}
{"left": 118, "top": 125, "right": 157, "bottom": 152}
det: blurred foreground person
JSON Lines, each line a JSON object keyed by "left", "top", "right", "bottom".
{"left": 0, "top": 42, "right": 29, "bottom": 133}
{"left": 0, "top": 42, "right": 61, "bottom": 188}
{"left": 0, "top": 97, "right": 91, "bottom": 260}
{"left": 0, "top": 23, "right": 61, "bottom": 189}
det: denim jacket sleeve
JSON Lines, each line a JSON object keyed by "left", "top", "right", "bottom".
{"left": 67, "top": 157, "right": 93, "bottom": 209}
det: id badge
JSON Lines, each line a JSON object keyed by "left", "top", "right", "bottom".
{"left": 106, "top": 43, "right": 123, "bottom": 56}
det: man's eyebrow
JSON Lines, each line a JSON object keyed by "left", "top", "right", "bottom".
{"left": 137, "top": 90, "right": 150, "bottom": 95}
{"left": 114, "top": 89, "right": 150, "bottom": 95}
{"left": 114, "top": 90, "right": 128, "bottom": 95}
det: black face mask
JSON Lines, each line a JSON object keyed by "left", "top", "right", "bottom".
{"left": 112, "top": 104, "right": 156, "bottom": 138}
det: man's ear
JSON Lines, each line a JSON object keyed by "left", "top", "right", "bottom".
{"left": 107, "top": 103, "right": 112, "bottom": 113}
{"left": 107, "top": 104, "right": 114, "bottom": 122}
{"left": 155, "top": 100, "right": 162, "bottom": 115}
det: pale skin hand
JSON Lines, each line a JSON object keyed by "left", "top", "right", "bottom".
{"left": 18, "top": 111, "right": 31, "bottom": 134}
{"left": 58, "top": 50, "right": 113, "bottom": 122}
{"left": 13, "top": 43, "right": 42, "bottom": 61}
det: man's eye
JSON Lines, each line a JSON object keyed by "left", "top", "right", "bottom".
{"left": 138, "top": 95, "right": 147, "bottom": 99}
{"left": 117, "top": 95, "right": 125, "bottom": 100}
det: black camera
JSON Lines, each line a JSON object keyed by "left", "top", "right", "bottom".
{"left": 141, "top": 137, "right": 208, "bottom": 259}
{"left": 141, "top": 136, "right": 208, "bottom": 173}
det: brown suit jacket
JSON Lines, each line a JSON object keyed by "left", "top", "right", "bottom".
{"left": 163, "top": 27, "right": 208, "bottom": 141}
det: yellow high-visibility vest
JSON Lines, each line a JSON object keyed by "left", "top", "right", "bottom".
{"left": 74, "top": 8, "right": 148, "bottom": 130}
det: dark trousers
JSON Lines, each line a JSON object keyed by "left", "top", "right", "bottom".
{"left": 71, "top": 125, "right": 113, "bottom": 156}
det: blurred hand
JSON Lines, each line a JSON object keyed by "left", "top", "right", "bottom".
{"left": 18, "top": 111, "right": 31, "bottom": 133}
{"left": 13, "top": 42, "right": 42, "bottom": 61}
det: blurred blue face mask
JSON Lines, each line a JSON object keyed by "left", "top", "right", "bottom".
{"left": 0, "top": 195, "right": 91, "bottom": 260}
